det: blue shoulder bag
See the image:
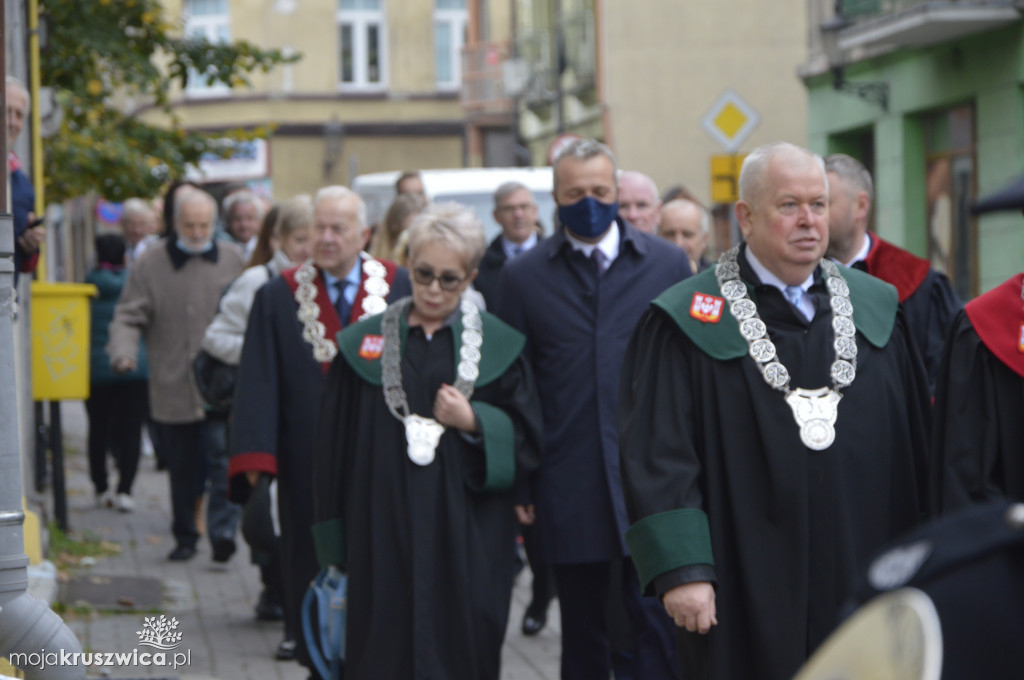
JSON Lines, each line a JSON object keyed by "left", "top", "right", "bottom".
{"left": 301, "top": 566, "right": 347, "bottom": 680}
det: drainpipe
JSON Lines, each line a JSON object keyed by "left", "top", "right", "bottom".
{"left": 0, "top": 2, "right": 85, "bottom": 678}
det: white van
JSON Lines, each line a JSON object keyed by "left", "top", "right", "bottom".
{"left": 352, "top": 167, "right": 557, "bottom": 242}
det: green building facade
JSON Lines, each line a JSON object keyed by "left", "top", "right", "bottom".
{"left": 804, "top": 4, "right": 1024, "bottom": 298}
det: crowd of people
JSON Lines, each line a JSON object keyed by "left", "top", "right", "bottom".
{"left": 72, "top": 135, "right": 1023, "bottom": 680}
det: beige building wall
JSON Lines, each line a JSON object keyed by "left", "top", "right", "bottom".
{"left": 602, "top": 0, "right": 808, "bottom": 207}
{"left": 149, "top": 0, "right": 465, "bottom": 198}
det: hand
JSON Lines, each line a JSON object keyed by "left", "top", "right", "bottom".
{"left": 17, "top": 220, "right": 44, "bottom": 252}
{"left": 515, "top": 504, "right": 535, "bottom": 525}
{"left": 663, "top": 581, "right": 717, "bottom": 634}
{"left": 245, "top": 471, "right": 260, "bottom": 486}
{"left": 433, "top": 383, "right": 477, "bottom": 433}
{"left": 112, "top": 357, "right": 137, "bottom": 374}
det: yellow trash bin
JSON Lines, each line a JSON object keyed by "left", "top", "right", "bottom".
{"left": 29, "top": 282, "right": 98, "bottom": 401}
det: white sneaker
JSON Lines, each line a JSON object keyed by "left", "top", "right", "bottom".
{"left": 96, "top": 490, "right": 114, "bottom": 508}
{"left": 115, "top": 493, "right": 134, "bottom": 513}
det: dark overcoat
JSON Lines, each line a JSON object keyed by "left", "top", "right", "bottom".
{"left": 495, "top": 219, "right": 691, "bottom": 563}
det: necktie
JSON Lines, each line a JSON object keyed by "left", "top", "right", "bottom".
{"left": 334, "top": 280, "right": 352, "bottom": 326}
{"left": 591, "top": 248, "right": 608, "bottom": 277}
{"left": 784, "top": 285, "right": 810, "bottom": 321}
{"left": 511, "top": 245, "right": 523, "bottom": 258}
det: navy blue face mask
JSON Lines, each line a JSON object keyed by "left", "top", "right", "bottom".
{"left": 557, "top": 196, "right": 619, "bottom": 239}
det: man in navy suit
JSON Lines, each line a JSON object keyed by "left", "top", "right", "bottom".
{"left": 497, "top": 138, "right": 690, "bottom": 679}
{"left": 475, "top": 181, "right": 541, "bottom": 310}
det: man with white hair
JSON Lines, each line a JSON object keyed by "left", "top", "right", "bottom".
{"left": 617, "top": 170, "right": 661, "bottom": 233}
{"left": 228, "top": 184, "right": 410, "bottom": 671}
{"left": 222, "top": 189, "right": 265, "bottom": 261}
{"left": 7, "top": 76, "right": 43, "bottom": 284}
{"left": 119, "top": 197, "right": 159, "bottom": 264}
{"left": 619, "top": 142, "right": 934, "bottom": 679}
{"left": 659, "top": 198, "right": 711, "bottom": 272}
{"left": 108, "top": 188, "right": 245, "bottom": 563}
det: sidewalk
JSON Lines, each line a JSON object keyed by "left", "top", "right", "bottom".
{"left": 51, "top": 400, "right": 561, "bottom": 679}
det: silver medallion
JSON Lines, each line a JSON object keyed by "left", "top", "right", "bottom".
{"left": 831, "top": 360, "right": 856, "bottom": 386}
{"left": 785, "top": 387, "right": 841, "bottom": 451}
{"left": 740, "top": 318, "right": 767, "bottom": 341}
{"left": 405, "top": 414, "right": 445, "bottom": 466}
{"left": 362, "top": 295, "right": 388, "bottom": 316}
{"left": 303, "top": 320, "right": 326, "bottom": 344}
{"left": 834, "top": 335, "right": 858, "bottom": 361}
{"left": 721, "top": 280, "right": 747, "bottom": 301}
{"left": 762, "top": 361, "right": 790, "bottom": 388}
{"left": 832, "top": 315, "right": 856, "bottom": 337}
{"left": 460, "top": 344, "right": 481, "bottom": 364}
{"left": 462, "top": 329, "right": 483, "bottom": 348}
{"left": 365, "top": 277, "right": 390, "bottom": 297}
{"left": 363, "top": 260, "right": 387, "bottom": 278}
{"left": 826, "top": 277, "right": 850, "bottom": 298}
{"left": 463, "top": 313, "right": 483, "bottom": 331}
{"left": 749, "top": 338, "right": 777, "bottom": 363}
{"left": 729, "top": 299, "right": 757, "bottom": 320}
{"left": 458, "top": 360, "right": 480, "bottom": 383}
{"left": 716, "top": 262, "right": 740, "bottom": 280}
{"left": 830, "top": 296, "right": 854, "bottom": 317}
{"left": 297, "top": 305, "right": 319, "bottom": 323}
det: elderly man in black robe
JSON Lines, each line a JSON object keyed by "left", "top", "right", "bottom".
{"left": 619, "top": 142, "right": 934, "bottom": 680}
{"left": 228, "top": 185, "right": 409, "bottom": 672}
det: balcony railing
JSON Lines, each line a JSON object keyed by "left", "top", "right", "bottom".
{"left": 461, "top": 40, "right": 515, "bottom": 113}
{"left": 840, "top": 0, "right": 1008, "bottom": 20}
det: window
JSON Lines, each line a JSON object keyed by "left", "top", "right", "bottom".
{"left": 434, "top": 0, "right": 467, "bottom": 90}
{"left": 924, "top": 105, "right": 976, "bottom": 299}
{"left": 338, "top": 0, "right": 387, "bottom": 89}
{"left": 184, "top": 0, "right": 232, "bottom": 97}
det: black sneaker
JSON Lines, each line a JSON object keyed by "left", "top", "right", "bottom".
{"left": 211, "top": 538, "right": 237, "bottom": 563}
{"left": 255, "top": 588, "right": 284, "bottom": 621}
{"left": 168, "top": 544, "right": 197, "bottom": 561}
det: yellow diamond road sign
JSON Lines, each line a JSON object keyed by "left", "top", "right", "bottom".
{"left": 702, "top": 90, "right": 760, "bottom": 152}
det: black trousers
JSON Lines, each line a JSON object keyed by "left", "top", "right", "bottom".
{"left": 521, "top": 521, "right": 556, "bottom": 615}
{"left": 154, "top": 419, "right": 240, "bottom": 549}
{"left": 85, "top": 381, "right": 147, "bottom": 496}
{"left": 554, "top": 558, "right": 679, "bottom": 680}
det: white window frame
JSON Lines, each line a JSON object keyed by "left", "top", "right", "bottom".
{"left": 337, "top": 1, "right": 388, "bottom": 91}
{"left": 184, "top": 0, "right": 232, "bottom": 98}
{"left": 434, "top": 2, "right": 468, "bottom": 91}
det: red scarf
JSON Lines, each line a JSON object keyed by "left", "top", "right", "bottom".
{"left": 965, "top": 273, "right": 1024, "bottom": 379}
{"left": 863, "top": 235, "right": 931, "bottom": 303}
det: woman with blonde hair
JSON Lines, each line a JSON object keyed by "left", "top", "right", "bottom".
{"left": 370, "top": 191, "right": 427, "bottom": 264}
{"left": 312, "top": 203, "right": 543, "bottom": 679}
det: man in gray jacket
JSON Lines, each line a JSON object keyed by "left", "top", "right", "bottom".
{"left": 108, "top": 187, "right": 244, "bottom": 562}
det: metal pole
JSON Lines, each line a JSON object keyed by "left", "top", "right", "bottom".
{"left": 33, "top": 400, "right": 45, "bottom": 492}
{"left": 48, "top": 401, "right": 66, "bottom": 532}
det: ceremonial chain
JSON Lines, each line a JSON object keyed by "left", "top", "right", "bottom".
{"left": 294, "top": 252, "right": 390, "bottom": 363}
{"left": 714, "top": 246, "right": 857, "bottom": 450}
{"left": 381, "top": 296, "right": 483, "bottom": 465}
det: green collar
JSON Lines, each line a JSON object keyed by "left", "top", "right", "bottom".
{"left": 336, "top": 308, "right": 526, "bottom": 387}
{"left": 653, "top": 264, "right": 898, "bottom": 360}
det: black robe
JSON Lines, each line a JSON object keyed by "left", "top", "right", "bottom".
{"left": 934, "top": 273, "right": 1024, "bottom": 509}
{"left": 619, "top": 251, "right": 933, "bottom": 680}
{"left": 311, "top": 309, "right": 543, "bottom": 680}
{"left": 229, "top": 262, "right": 410, "bottom": 671}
